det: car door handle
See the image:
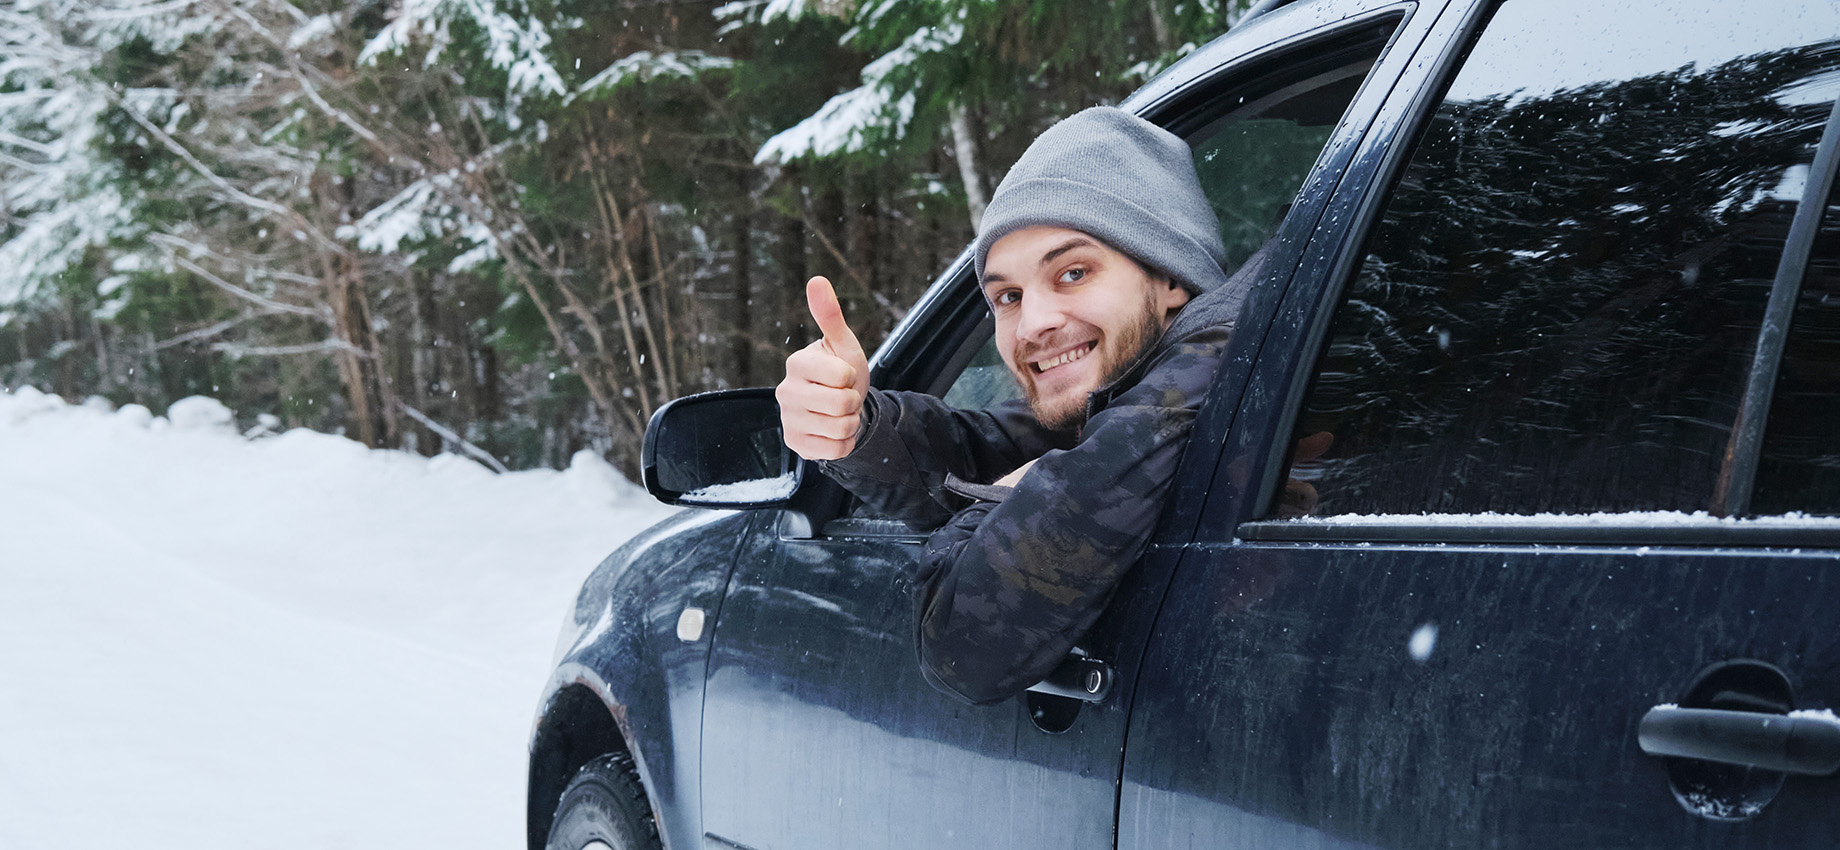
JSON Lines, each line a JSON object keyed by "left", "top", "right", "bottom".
{"left": 1025, "top": 655, "right": 1113, "bottom": 703}
{"left": 1638, "top": 705, "right": 1840, "bottom": 775}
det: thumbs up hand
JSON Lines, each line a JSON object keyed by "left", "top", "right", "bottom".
{"left": 778, "top": 276, "right": 872, "bottom": 460}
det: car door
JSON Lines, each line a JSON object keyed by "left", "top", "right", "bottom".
{"left": 693, "top": 5, "right": 1436, "bottom": 848}
{"left": 1122, "top": 1, "right": 1840, "bottom": 847}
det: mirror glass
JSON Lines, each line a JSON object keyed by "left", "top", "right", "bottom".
{"left": 651, "top": 393, "right": 797, "bottom": 504}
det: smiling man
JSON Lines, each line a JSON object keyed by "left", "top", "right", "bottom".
{"left": 778, "top": 107, "right": 1255, "bottom": 704}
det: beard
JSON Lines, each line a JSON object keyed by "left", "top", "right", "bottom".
{"left": 1017, "top": 290, "right": 1166, "bottom": 432}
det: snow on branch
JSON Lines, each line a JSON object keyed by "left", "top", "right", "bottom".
{"left": 78, "top": 0, "right": 229, "bottom": 52}
{"left": 358, "top": 0, "right": 567, "bottom": 106}
{"left": 715, "top": 0, "right": 846, "bottom": 28}
{"left": 570, "top": 51, "right": 736, "bottom": 102}
{"left": 338, "top": 175, "right": 499, "bottom": 272}
{"left": 754, "top": 18, "right": 961, "bottom": 163}
{"left": 0, "top": 191, "right": 132, "bottom": 306}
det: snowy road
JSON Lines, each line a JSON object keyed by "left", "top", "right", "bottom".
{"left": 0, "top": 388, "right": 676, "bottom": 849}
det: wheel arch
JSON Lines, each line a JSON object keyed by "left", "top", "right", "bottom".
{"left": 527, "top": 675, "right": 642, "bottom": 850}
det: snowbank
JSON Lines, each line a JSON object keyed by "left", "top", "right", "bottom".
{"left": 0, "top": 387, "right": 677, "bottom": 850}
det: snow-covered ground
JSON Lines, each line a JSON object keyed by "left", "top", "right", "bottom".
{"left": 0, "top": 387, "right": 678, "bottom": 849}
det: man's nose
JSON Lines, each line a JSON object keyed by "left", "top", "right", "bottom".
{"left": 1015, "top": 291, "right": 1067, "bottom": 343}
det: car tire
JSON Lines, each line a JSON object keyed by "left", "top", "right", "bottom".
{"left": 544, "top": 753, "right": 661, "bottom": 850}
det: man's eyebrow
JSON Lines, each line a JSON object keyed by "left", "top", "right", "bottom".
{"left": 982, "top": 236, "right": 1101, "bottom": 291}
{"left": 1038, "top": 236, "right": 1099, "bottom": 268}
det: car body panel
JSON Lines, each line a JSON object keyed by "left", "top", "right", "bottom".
{"left": 1123, "top": 542, "right": 1840, "bottom": 849}
{"left": 530, "top": 508, "right": 754, "bottom": 850}
{"left": 699, "top": 520, "right": 1173, "bottom": 849}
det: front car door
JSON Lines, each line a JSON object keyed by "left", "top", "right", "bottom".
{"left": 1124, "top": 0, "right": 1840, "bottom": 846}
{"left": 694, "top": 3, "right": 1441, "bottom": 847}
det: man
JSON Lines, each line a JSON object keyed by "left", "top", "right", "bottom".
{"left": 777, "top": 106, "right": 1254, "bottom": 704}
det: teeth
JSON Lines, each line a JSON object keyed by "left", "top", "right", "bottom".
{"left": 1035, "top": 344, "right": 1090, "bottom": 372}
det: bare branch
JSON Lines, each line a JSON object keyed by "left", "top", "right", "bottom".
{"left": 798, "top": 206, "right": 903, "bottom": 323}
{"left": 212, "top": 339, "right": 364, "bottom": 358}
{"left": 396, "top": 401, "right": 509, "bottom": 474}
{"left": 103, "top": 86, "right": 348, "bottom": 256}
{"left": 172, "top": 255, "right": 328, "bottom": 320}
{"left": 153, "top": 314, "right": 270, "bottom": 350}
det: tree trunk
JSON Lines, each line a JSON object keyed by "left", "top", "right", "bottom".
{"left": 732, "top": 181, "right": 755, "bottom": 386}
{"left": 1148, "top": 0, "right": 1177, "bottom": 52}
{"left": 949, "top": 102, "right": 990, "bottom": 233}
{"left": 405, "top": 268, "right": 438, "bottom": 455}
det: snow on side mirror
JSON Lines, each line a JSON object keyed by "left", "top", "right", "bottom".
{"left": 642, "top": 388, "right": 801, "bottom": 508}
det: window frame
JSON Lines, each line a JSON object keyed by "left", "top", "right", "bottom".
{"left": 791, "top": 0, "right": 1431, "bottom": 541}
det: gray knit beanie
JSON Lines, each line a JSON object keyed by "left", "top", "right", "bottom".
{"left": 973, "top": 106, "right": 1229, "bottom": 295}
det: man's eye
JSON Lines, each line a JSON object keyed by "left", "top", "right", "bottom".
{"left": 993, "top": 290, "right": 1021, "bottom": 306}
{"left": 1058, "top": 267, "right": 1087, "bottom": 284}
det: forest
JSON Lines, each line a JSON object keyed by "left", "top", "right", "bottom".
{"left": 1, "top": 0, "right": 1253, "bottom": 475}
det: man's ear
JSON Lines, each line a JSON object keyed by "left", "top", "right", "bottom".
{"left": 1158, "top": 275, "right": 1192, "bottom": 319}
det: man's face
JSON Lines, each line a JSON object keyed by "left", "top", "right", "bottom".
{"left": 982, "top": 226, "right": 1191, "bottom": 430}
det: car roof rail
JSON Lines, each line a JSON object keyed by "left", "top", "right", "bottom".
{"left": 1240, "top": 0, "right": 1302, "bottom": 24}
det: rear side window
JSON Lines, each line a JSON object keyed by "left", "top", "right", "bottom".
{"left": 1755, "top": 197, "right": 1840, "bottom": 514}
{"left": 1276, "top": 0, "right": 1840, "bottom": 517}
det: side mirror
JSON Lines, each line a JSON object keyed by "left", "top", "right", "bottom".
{"left": 641, "top": 387, "right": 801, "bottom": 508}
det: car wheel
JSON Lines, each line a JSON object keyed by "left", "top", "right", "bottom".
{"left": 544, "top": 753, "right": 661, "bottom": 850}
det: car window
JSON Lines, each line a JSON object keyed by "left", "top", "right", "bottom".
{"left": 1272, "top": 0, "right": 1840, "bottom": 517}
{"left": 941, "top": 335, "right": 1022, "bottom": 409}
{"left": 1189, "top": 58, "right": 1374, "bottom": 273}
{"left": 1755, "top": 197, "right": 1840, "bottom": 515}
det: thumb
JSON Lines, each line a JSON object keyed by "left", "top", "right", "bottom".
{"left": 806, "top": 276, "right": 865, "bottom": 364}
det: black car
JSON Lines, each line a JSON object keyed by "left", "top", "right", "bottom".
{"left": 528, "top": 0, "right": 1840, "bottom": 847}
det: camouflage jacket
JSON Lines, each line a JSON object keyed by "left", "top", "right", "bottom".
{"left": 819, "top": 280, "right": 1244, "bottom": 705}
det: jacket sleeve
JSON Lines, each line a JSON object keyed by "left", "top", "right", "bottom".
{"left": 912, "top": 327, "right": 1230, "bottom": 705}
{"left": 816, "top": 390, "right": 1071, "bottom": 529}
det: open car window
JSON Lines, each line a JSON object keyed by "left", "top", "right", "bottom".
{"left": 933, "top": 25, "right": 1397, "bottom": 413}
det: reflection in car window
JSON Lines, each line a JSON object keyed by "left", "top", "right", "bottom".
{"left": 1189, "top": 55, "right": 1377, "bottom": 274}
{"left": 1280, "top": 0, "right": 1840, "bottom": 516}
{"left": 942, "top": 336, "right": 1022, "bottom": 409}
{"left": 1756, "top": 198, "right": 1840, "bottom": 516}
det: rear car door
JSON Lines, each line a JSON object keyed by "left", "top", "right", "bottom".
{"left": 694, "top": 4, "right": 1436, "bottom": 848}
{"left": 1123, "top": 1, "right": 1840, "bottom": 846}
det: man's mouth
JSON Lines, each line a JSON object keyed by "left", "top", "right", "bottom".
{"left": 1031, "top": 341, "right": 1098, "bottom": 374}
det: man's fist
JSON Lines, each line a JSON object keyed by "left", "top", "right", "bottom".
{"left": 778, "top": 276, "right": 871, "bottom": 460}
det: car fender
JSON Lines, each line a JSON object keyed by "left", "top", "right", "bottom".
{"left": 528, "top": 507, "right": 759, "bottom": 850}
